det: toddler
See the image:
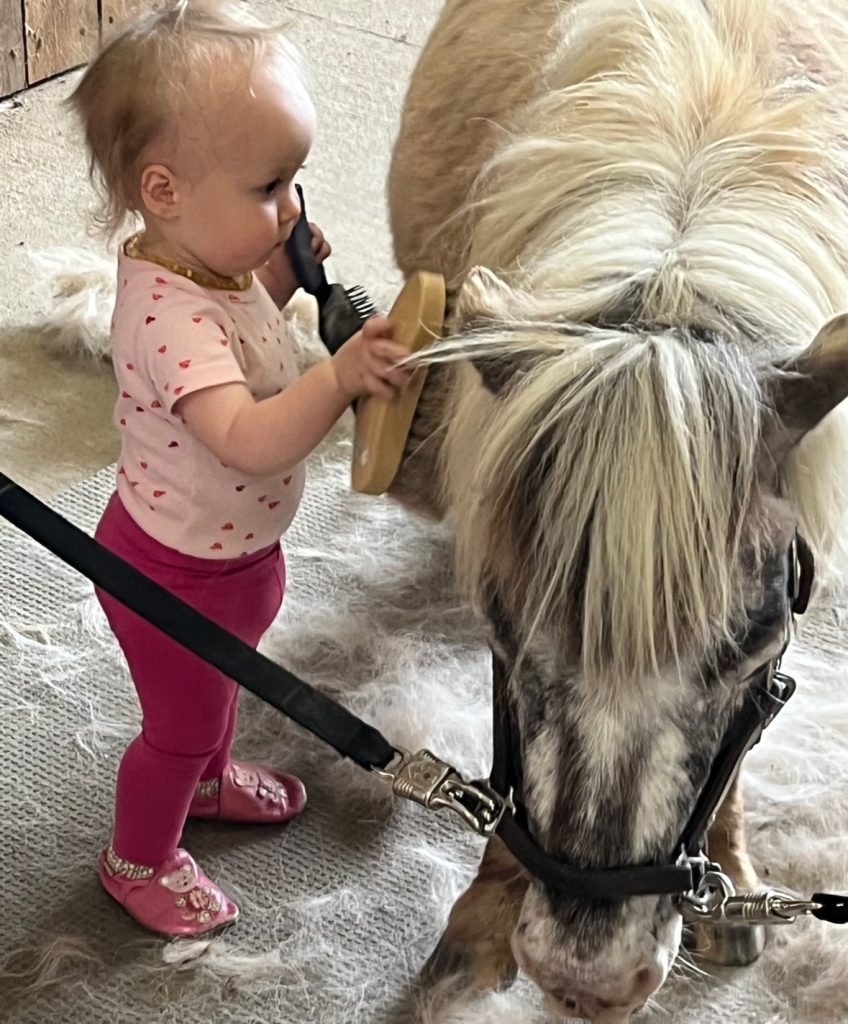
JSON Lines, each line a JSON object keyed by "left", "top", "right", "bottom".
{"left": 69, "top": 0, "right": 409, "bottom": 937}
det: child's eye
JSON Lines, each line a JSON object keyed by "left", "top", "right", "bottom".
{"left": 263, "top": 178, "right": 283, "bottom": 195}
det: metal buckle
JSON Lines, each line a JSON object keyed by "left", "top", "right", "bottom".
{"left": 757, "top": 668, "right": 796, "bottom": 731}
{"left": 373, "top": 748, "right": 513, "bottom": 837}
{"left": 679, "top": 848, "right": 716, "bottom": 890}
{"left": 767, "top": 669, "right": 796, "bottom": 710}
{"left": 677, "top": 867, "right": 823, "bottom": 926}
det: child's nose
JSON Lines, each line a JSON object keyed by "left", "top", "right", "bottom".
{"left": 278, "top": 183, "right": 300, "bottom": 225}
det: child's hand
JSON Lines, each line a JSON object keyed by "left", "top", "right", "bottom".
{"left": 331, "top": 316, "right": 413, "bottom": 400}
{"left": 301, "top": 222, "right": 332, "bottom": 265}
{"left": 259, "top": 223, "right": 331, "bottom": 308}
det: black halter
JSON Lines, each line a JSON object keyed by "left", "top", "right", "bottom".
{"left": 489, "top": 535, "right": 815, "bottom": 902}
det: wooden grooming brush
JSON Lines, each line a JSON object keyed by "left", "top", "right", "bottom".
{"left": 351, "top": 270, "right": 445, "bottom": 495}
{"left": 285, "top": 185, "right": 445, "bottom": 494}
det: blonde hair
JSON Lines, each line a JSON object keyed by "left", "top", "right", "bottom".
{"left": 68, "top": 0, "right": 305, "bottom": 236}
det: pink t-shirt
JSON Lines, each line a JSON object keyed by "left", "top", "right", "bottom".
{"left": 110, "top": 247, "right": 305, "bottom": 559}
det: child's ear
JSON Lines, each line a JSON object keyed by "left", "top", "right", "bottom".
{"left": 139, "top": 164, "right": 180, "bottom": 220}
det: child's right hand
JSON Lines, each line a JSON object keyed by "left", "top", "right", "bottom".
{"left": 330, "top": 316, "right": 413, "bottom": 401}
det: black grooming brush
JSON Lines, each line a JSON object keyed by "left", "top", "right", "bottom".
{"left": 285, "top": 184, "right": 377, "bottom": 355}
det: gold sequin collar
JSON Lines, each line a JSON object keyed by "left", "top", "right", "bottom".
{"left": 123, "top": 234, "right": 253, "bottom": 292}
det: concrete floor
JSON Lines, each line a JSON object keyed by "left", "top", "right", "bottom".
{"left": 0, "top": 0, "right": 441, "bottom": 498}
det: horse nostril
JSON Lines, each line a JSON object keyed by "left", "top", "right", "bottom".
{"left": 595, "top": 996, "right": 628, "bottom": 1010}
{"left": 635, "top": 967, "right": 651, "bottom": 988}
{"left": 551, "top": 990, "right": 579, "bottom": 1011}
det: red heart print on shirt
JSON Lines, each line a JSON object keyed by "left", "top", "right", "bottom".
{"left": 268, "top": 501, "right": 280, "bottom": 509}
{"left": 173, "top": 386, "right": 184, "bottom": 396}
{"left": 152, "top": 293, "right": 163, "bottom": 301}
{"left": 155, "top": 277, "right": 167, "bottom": 284}
{"left": 179, "top": 359, "right": 191, "bottom": 369}
{"left": 145, "top": 316, "right": 156, "bottom": 325}
{"left": 158, "top": 345, "right": 167, "bottom": 354}
{"left": 221, "top": 523, "right": 234, "bottom": 531}
{"left": 210, "top": 542, "right": 223, "bottom": 551}
{"left": 153, "top": 490, "right": 166, "bottom": 498}
{"left": 235, "top": 484, "right": 245, "bottom": 492}
{"left": 192, "top": 316, "right": 202, "bottom": 323}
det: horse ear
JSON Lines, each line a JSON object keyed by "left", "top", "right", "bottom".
{"left": 766, "top": 313, "right": 848, "bottom": 460}
{"left": 456, "top": 267, "right": 535, "bottom": 394}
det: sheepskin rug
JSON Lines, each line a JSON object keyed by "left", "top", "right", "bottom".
{"left": 1, "top": 253, "right": 846, "bottom": 1024}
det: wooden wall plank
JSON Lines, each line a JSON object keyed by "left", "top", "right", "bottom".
{"left": 24, "top": 0, "right": 98, "bottom": 85}
{"left": 0, "top": 0, "right": 27, "bottom": 97}
{"left": 102, "top": 1, "right": 156, "bottom": 33}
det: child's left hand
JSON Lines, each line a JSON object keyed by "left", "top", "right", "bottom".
{"left": 259, "top": 223, "right": 331, "bottom": 308}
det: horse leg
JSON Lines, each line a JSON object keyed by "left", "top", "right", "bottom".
{"left": 691, "top": 770, "right": 766, "bottom": 966}
{"left": 422, "top": 837, "right": 528, "bottom": 992}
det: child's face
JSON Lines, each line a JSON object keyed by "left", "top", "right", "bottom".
{"left": 160, "top": 62, "right": 316, "bottom": 278}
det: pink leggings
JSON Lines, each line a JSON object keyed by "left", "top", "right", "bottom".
{"left": 94, "top": 492, "right": 285, "bottom": 865}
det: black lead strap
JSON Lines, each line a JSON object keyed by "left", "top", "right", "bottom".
{"left": 0, "top": 473, "right": 396, "bottom": 772}
{"left": 813, "top": 894, "right": 848, "bottom": 924}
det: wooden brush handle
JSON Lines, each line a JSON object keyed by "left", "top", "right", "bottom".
{"left": 351, "top": 271, "right": 446, "bottom": 495}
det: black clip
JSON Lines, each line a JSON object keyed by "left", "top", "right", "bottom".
{"left": 285, "top": 184, "right": 330, "bottom": 300}
{"left": 283, "top": 185, "right": 377, "bottom": 357}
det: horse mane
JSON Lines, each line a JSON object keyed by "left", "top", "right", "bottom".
{"left": 423, "top": 324, "right": 762, "bottom": 683}
{"left": 416, "top": 0, "right": 848, "bottom": 680}
{"left": 468, "top": 0, "right": 848, "bottom": 341}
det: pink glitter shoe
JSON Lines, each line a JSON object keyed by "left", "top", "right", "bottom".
{"left": 187, "top": 760, "right": 307, "bottom": 824}
{"left": 98, "top": 846, "right": 239, "bottom": 937}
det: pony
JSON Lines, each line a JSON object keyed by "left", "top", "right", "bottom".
{"left": 386, "top": 0, "right": 848, "bottom": 1020}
